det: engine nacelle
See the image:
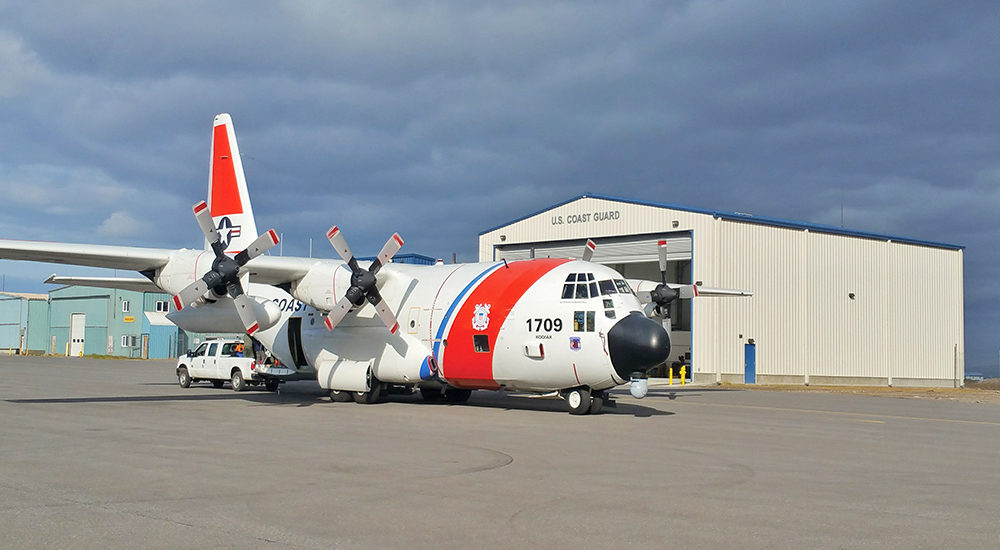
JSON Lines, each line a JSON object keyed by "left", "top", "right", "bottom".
{"left": 291, "top": 263, "right": 352, "bottom": 311}
{"left": 166, "top": 296, "right": 282, "bottom": 334}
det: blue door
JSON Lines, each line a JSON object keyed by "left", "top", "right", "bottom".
{"left": 744, "top": 343, "right": 756, "bottom": 384}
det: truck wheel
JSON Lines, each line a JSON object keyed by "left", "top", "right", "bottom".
{"left": 566, "top": 387, "right": 592, "bottom": 415}
{"left": 265, "top": 379, "right": 279, "bottom": 392}
{"left": 211, "top": 380, "right": 224, "bottom": 389}
{"left": 231, "top": 370, "right": 246, "bottom": 392}
{"left": 177, "top": 367, "right": 191, "bottom": 388}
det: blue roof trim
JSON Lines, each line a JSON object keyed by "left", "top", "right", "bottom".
{"left": 479, "top": 193, "right": 964, "bottom": 251}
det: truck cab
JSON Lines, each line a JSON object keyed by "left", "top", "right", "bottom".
{"left": 176, "top": 338, "right": 296, "bottom": 391}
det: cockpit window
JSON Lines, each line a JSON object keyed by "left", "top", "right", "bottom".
{"left": 614, "top": 279, "right": 634, "bottom": 295}
{"left": 598, "top": 280, "right": 617, "bottom": 295}
{"left": 563, "top": 273, "right": 598, "bottom": 299}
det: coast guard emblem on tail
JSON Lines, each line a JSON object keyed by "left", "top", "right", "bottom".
{"left": 471, "top": 303, "right": 491, "bottom": 331}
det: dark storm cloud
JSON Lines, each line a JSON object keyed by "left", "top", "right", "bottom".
{"left": 1, "top": 1, "right": 998, "bottom": 372}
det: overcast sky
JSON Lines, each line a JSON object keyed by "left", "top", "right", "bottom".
{"left": 1, "top": 1, "right": 998, "bottom": 373}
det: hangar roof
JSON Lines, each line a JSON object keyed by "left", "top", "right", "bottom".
{"left": 480, "top": 193, "right": 964, "bottom": 251}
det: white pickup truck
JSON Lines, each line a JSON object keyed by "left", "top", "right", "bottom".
{"left": 175, "top": 338, "right": 295, "bottom": 392}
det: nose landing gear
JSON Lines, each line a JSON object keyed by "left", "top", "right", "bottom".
{"left": 563, "top": 387, "right": 608, "bottom": 415}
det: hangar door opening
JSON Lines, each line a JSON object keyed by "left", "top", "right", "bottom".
{"left": 495, "top": 232, "right": 693, "bottom": 377}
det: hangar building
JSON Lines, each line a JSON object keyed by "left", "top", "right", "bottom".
{"left": 479, "top": 194, "right": 965, "bottom": 387}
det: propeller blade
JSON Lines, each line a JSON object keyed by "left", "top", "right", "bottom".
{"left": 173, "top": 279, "right": 209, "bottom": 311}
{"left": 657, "top": 239, "right": 669, "bottom": 284}
{"left": 326, "top": 226, "right": 355, "bottom": 264}
{"left": 193, "top": 201, "right": 220, "bottom": 244}
{"left": 232, "top": 292, "right": 261, "bottom": 335}
{"left": 677, "top": 285, "right": 698, "bottom": 299}
{"left": 582, "top": 239, "right": 596, "bottom": 262}
{"left": 370, "top": 233, "right": 404, "bottom": 275}
{"left": 368, "top": 291, "right": 400, "bottom": 334}
{"left": 323, "top": 295, "right": 354, "bottom": 331}
{"left": 235, "top": 229, "right": 279, "bottom": 266}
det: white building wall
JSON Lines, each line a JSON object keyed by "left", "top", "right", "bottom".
{"left": 479, "top": 196, "right": 965, "bottom": 386}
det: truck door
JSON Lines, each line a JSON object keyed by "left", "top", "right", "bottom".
{"left": 206, "top": 342, "right": 220, "bottom": 378}
{"left": 188, "top": 343, "right": 209, "bottom": 377}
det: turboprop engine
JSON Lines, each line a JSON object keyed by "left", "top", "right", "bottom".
{"left": 167, "top": 295, "right": 282, "bottom": 334}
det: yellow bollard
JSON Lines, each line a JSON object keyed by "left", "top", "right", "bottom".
{"left": 681, "top": 365, "right": 687, "bottom": 386}
{"left": 669, "top": 366, "right": 673, "bottom": 385}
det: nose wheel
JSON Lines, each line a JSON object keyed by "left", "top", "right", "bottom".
{"left": 564, "top": 387, "right": 605, "bottom": 415}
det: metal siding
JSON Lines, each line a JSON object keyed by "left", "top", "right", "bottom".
{"left": 888, "top": 244, "right": 964, "bottom": 381}
{"left": 480, "top": 196, "right": 965, "bottom": 385}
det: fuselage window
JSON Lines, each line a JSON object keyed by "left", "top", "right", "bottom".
{"left": 473, "top": 334, "right": 490, "bottom": 352}
{"left": 573, "top": 311, "right": 585, "bottom": 331}
{"left": 575, "top": 283, "right": 589, "bottom": 299}
{"left": 562, "top": 284, "right": 574, "bottom": 299}
{"left": 574, "top": 311, "right": 596, "bottom": 332}
{"left": 598, "top": 280, "right": 617, "bottom": 295}
{"left": 586, "top": 311, "right": 596, "bottom": 332}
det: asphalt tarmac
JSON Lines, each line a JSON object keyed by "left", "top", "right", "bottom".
{"left": 3, "top": 357, "right": 999, "bottom": 549}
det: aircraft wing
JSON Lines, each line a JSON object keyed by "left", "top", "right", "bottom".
{"left": 44, "top": 275, "right": 163, "bottom": 293}
{"left": 240, "top": 255, "right": 321, "bottom": 286}
{"left": 0, "top": 240, "right": 174, "bottom": 272}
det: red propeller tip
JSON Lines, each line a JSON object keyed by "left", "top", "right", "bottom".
{"left": 172, "top": 295, "right": 183, "bottom": 311}
{"left": 657, "top": 240, "right": 667, "bottom": 246}
{"left": 247, "top": 323, "right": 259, "bottom": 335}
{"left": 324, "top": 316, "right": 334, "bottom": 330}
{"left": 390, "top": 322, "right": 399, "bottom": 334}
{"left": 327, "top": 226, "right": 339, "bottom": 239}
{"left": 268, "top": 229, "right": 279, "bottom": 244}
{"left": 393, "top": 234, "right": 403, "bottom": 246}
{"left": 193, "top": 202, "right": 208, "bottom": 214}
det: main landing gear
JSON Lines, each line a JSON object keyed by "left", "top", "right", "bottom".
{"left": 563, "top": 387, "right": 607, "bottom": 415}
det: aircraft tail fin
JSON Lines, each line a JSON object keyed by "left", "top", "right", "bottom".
{"left": 206, "top": 113, "right": 260, "bottom": 253}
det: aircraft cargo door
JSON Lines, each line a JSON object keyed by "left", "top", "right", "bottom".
{"left": 286, "top": 317, "right": 309, "bottom": 368}
{"left": 69, "top": 313, "right": 85, "bottom": 357}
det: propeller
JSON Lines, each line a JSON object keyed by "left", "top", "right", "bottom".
{"left": 581, "top": 238, "right": 596, "bottom": 262}
{"left": 322, "top": 226, "right": 404, "bottom": 333}
{"left": 649, "top": 239, "right": 680, "bottom": 333}
{"left": 172, "top": 201, "right": 279, "bottom": 335}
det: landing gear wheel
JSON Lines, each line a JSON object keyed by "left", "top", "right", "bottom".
{"left": 231, "top": 370, "right": 246, "bottom": 392}
{"left": 420, "top": 387, "right": 444, "bottom": 402}
{"left": 265, "top": 379, "right": 279, "bottom": 392}
{"left": 444, "top": 388, "right": 472, "bottom": 403}
{"left": 330, "top": 389, "right": 353, "bottom": 402}
{"left": 177, "top": 368, "right": 191, "bottom": 388}
{"left": 566, "top": 387, "right": 592, "bottom": 415}
{"left": 211, "top": 380, "right": 224, "bottom": 389}
{"left": 353, "top": 381, "right": 383, "bottom": 404}
{"left": 589, "top": 391, "right": 605, "bottom": 415}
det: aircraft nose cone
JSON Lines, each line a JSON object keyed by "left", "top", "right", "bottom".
{"left": 607, "top": 312, "right": 671, "bottom": 381}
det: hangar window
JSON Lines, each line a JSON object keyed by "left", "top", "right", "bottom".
{"left": 121, "top": 300, "right": 130, "bottom": 313}
{"left": 473, "top": 334, "right": 490, "bottom": 352}
{"left": 155, "top": 300, "right": 169, "bottom": 312}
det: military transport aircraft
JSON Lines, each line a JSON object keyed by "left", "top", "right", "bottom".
{"left": 0, "top": 114, "right": 748, "bottom": 414}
